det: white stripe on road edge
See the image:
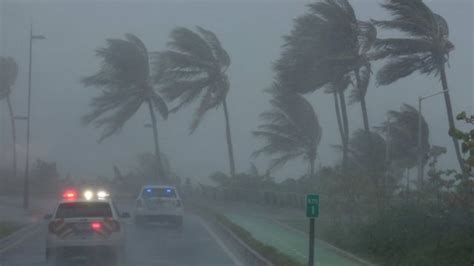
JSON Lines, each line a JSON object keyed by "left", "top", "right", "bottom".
{"left": 198, "top": 217, "right": 244, "bottom": 266}
{"left": 0, "top": 223, "right": 42, "bottom": 254}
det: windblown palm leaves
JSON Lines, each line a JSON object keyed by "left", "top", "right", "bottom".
{"left": 275, "top": 0, "right": 377, "bottom": 170}
{"left": 253, "top": 83, "right": 322, "bottom": 178}
{"left": 372, "top": 0, "right": 454, "bottom": 85}
{"left": 156, "top": 26, "right": 231, "bottom": 132}
{"left": 372, "top": 0, "right": 462, "bottom": 172}
{"left": 82, "top": 34, "right": 168, "bottom": 178}
{"left": 379, "top": 104, "right": 430, "bottom": 170}
{"left": 155, "top": 26, "right": 237, "bottom": 177}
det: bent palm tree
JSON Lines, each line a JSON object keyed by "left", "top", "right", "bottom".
{"left": 0, "top": 57, "right": 19, "bottom": 183}
{"left": 82, "top": 34, "right": 168, "bottom": 180}
{"left": 155, "top": 26, "right": 236, "bottom": 177}
{"left": 275, "top": 0, "right": 376, "bottom": 170}
{"left": 372, "top": 0, "right": 462, "bottom": 172}
{"left": 253, "top": 83, "right": 322, "bottom": 180}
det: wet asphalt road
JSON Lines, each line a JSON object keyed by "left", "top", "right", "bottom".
{"left": 0, "top": 202, "right": 238, "bottom": 266}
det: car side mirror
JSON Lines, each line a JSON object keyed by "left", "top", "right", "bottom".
{"left": 44, "top": 214, "right": 53, "bottom": 220}
{"left": 120, "top": 212, "right": 131, "bottom": 218}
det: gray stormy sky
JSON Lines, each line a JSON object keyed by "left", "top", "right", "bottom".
{"left": 0, "top": 0, "right": 472, "bottom": 183}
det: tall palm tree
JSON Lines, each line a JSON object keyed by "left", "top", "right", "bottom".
{"left": 275, "top": 0, "right": 376, "bottom": 169}
{"left": 372, "top": 0, "right": 462, "bottom": 172}
{"left": 82, "top": 34, "right": 168, "bottom": 180}
{"left": 155, "top": 26, "right": 236, "bottom": 177}
{"left": 0, "top": 57, "right": 19, "bottom": 183}
{"left": 253, "top": 82, "right": 322, "bottom": 180}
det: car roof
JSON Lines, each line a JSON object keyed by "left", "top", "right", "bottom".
{"left": 58, "top": 199, "right": 112, "bottom": 204}
{"left": 141, "top": 185, "right": 176, "bottom": 189}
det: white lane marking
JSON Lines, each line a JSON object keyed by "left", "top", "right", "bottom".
{"left": 198, "top": 218, "right": 244, "bottom": 266}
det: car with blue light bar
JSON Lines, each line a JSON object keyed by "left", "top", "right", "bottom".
{"left": 134, "top": 185, "right": 183, "bottom": 227}
{"left": 44, "top": 188, "right": 130, "bottom": 266}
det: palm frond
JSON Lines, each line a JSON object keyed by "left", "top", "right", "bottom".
{"left": 168, "top": 27, "right": 214, "bottom": 62}
{"left": 86, "top": 95, "right": 143, "bottom": 142}
{"left": 149, "top": 92, "right": 168, "bottom": 119}
{"left": 253, "top": 82, "right": 322, "bottom": 171}
{"left": 370, "top": 38, "right": 432, "bottom": 60}
{"left": 189, "top": 77, "right": 229, "bottom": 133}
{"left": 196, "top": 26, "right": 230, "bottom": 69}
{"left": 376, "top": 55, "right": 426, "bottom": 86}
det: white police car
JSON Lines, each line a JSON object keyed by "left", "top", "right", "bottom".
{"left": 134, "top": 185, "right": 183, "bottom": 227}
{"left": 44, "top": 189, "right": 129, "bottom": 266}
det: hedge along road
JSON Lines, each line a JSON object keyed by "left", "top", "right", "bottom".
{"left": 224, "top": 213, "right": 363, "bottom": 266}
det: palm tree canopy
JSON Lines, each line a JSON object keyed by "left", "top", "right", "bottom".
{"left": 0, "top": 57, "right": 18, "bottom": 99}
{"left": 82, "top": 33, "right": 168, "bottom": 142}
{"left": 253, "top": 82, "right": 322, "bottom": 171}
{"left": 348, "top": 129, "right": 387, "bottom": 172}
{"left": 379, "top": 103, "right": 430, "bottom": 169}
{"left": 372, "top": 0, "right": 454, "bottom": 86}
{"left": 155, "top": 26, "right": 231, "bottom": 133}
{"left": 275, "top": 0, "right": 376, "bottom": 96}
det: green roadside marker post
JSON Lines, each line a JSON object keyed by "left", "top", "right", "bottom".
{"left": 306, "top": 194, "right": 319, "bottom": 266}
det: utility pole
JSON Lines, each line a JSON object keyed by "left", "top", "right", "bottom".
{"left": 23, "top": 21, "right": 45, "bottom": 209}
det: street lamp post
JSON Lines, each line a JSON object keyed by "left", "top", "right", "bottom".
{"left": 23, "top": 22, "right": 45, "bottom": 209}
{"left": 417, "top": 89, "right": 449, "bottom": 188}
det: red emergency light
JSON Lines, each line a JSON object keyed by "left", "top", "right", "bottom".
{"left": 62, "top": 189, "right": 77, "bottom": 200}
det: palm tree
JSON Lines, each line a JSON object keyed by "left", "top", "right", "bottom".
{"left": 0, "top": 57, "right": 19, "bottom": 183}
{"left": 378, "top": 104, "right": 430, "bottom": 182}
{"left": 82, "top": 34, "right": 168, "bottom": 180}
{"left": 253, "top": 82, "right": 322, "bottom": 180}
{"left": 275, "top": 0, "right": 376, "bottom": 169}
{"left": 348, "top": 129, "right": 387, "bottom": 175}
{"left": 372, "top": 0, "right": 462, "bottom": 172}
{"left": 155, "top": 26, "right": 236, "bottom": 177}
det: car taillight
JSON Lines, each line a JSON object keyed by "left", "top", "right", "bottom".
{"left": 91, "top": 222, "right": 102, "bottom": 231}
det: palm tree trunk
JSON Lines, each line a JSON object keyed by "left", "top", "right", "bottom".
{"left": 146, "top": 99, "right": 165, "bottom": 181}
{"left": 439, "top": 64, "right": 464, "bottom": 174}
{"left": 6, "top": 96, "right": 17, "bottom": 185}
{"left": 223, "top": 99, "right": 236, "bottom": 178}
{"left": 333, "top": 92, "right": 345, "bottom": 150}
{"left": 354, "top": 71, "right": 370, "bottom": 133}
{"left": 338, "top": 91, "right": 349, "bottom": 171}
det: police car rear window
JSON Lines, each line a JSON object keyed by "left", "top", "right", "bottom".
{"left": 55, "top": 202, "right": 113, "bottom": 218}
{"left": 142, "top": 187, "right": 176, "bottom": 198}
